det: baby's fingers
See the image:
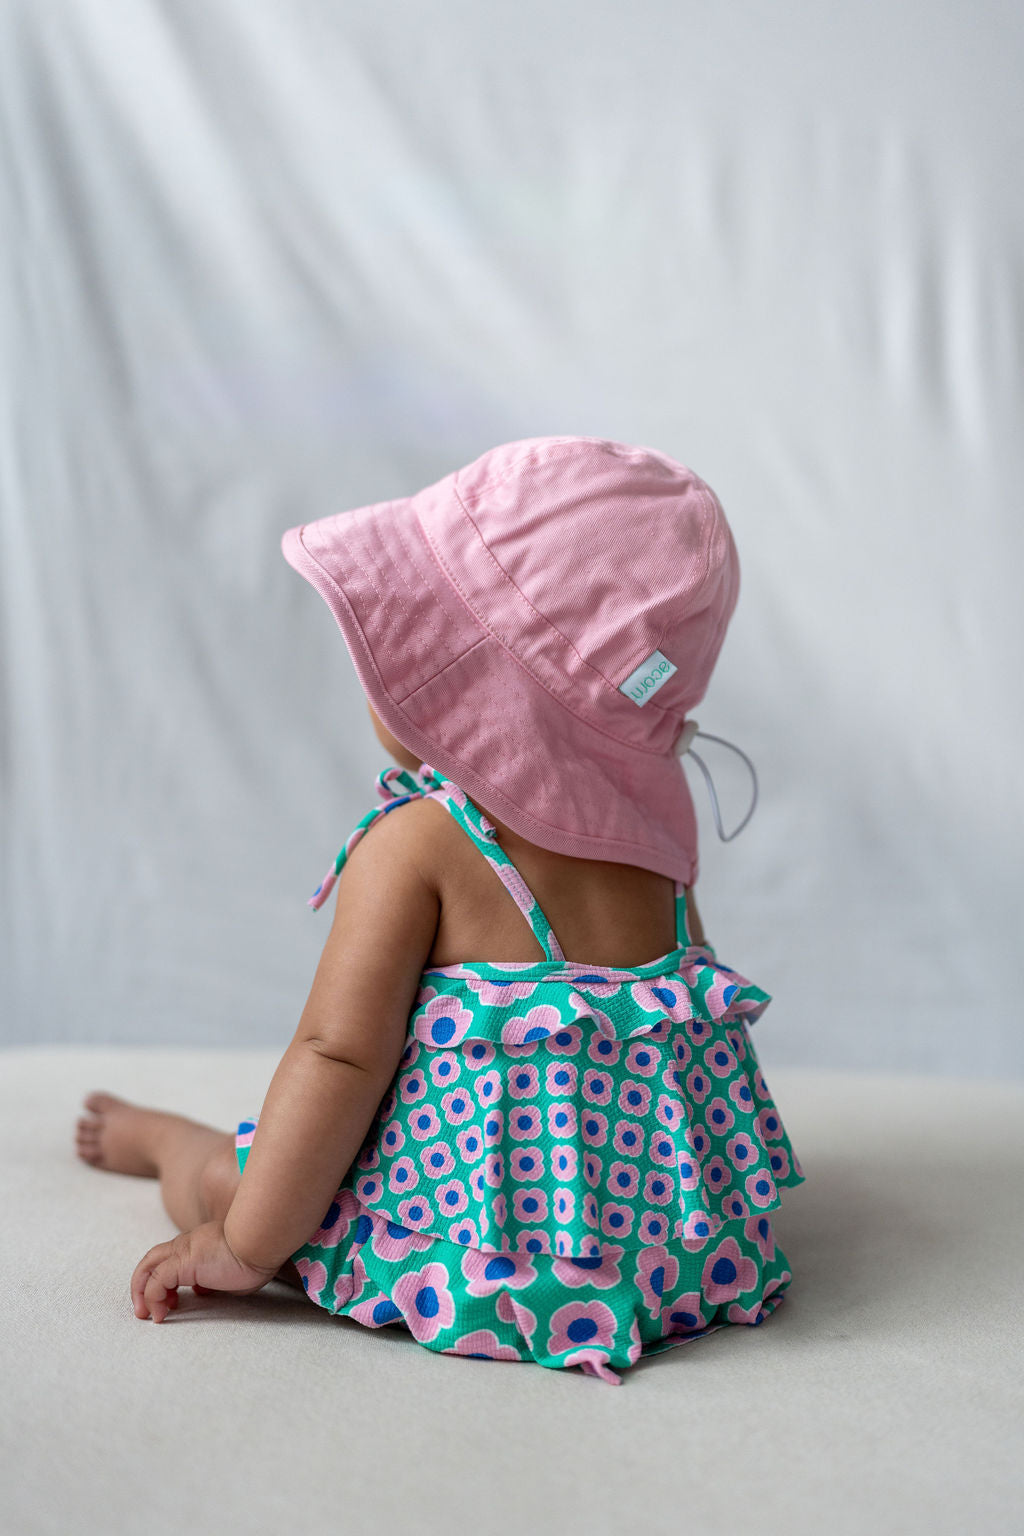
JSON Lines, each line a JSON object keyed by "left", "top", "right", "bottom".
{"left": 131, "top": 1242, "right": 181, "bottom": 1322}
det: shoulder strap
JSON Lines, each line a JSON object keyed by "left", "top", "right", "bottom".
{"left": 674, "top": 878, "right": 694, "bottom": 947}
{"left": 418, "top": 766, "right": 566, "bottom": 963}
{"left": 304, "top": 764, "right": 565, "bottom": 961}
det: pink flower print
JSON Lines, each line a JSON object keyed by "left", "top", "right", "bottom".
{"left": 581, "top": 1110, "right": 608, "bottom": 1148}
{"left": 347, "top": 1292, "right": 407, "bottom": 1330}
{"left": 729, "top": 1078, "right": 756, "bottom": 1114}
{"left": 607, "top": 1160, "right": 640, "bottom": 1200}
{"left": 744, "top": 1212, "right": 776, "bottom": 1261}
{"left": 552, "top": 1244, "right": 623, "bottom": 1289}
{"left": 701, "top": 1155, "right": 732, "bottom": 1196}
{"left": 753, "top": 1066, "right": 773, "bottom": 1102}
{"left": 508, "top": 1063, "right": 540, "bottom": 1099}
{"left": 676, "top": 1148, "right": 701, "bottom": 1191}
{"left": 638, "top": 1209, "right": 672, "bottom": 1245}
{"left": 660, "top": 1292, "right": 707, "bottom": 1335}
{"left": 500, "top": 1003, "right": 562, "bottom": 1046}
{"left": 685, "top": 1014, "right": 712, "bottom": 1046}
{"left": 448, "top": 1215, "right": 480, "bottom": 1247}
{"left": 388, "top": 1155, "right": 420, "bottom": 1196}
{"left": 513, "top": 1187, "right": 548, "bottom": 1223}
{"left": 635, "top": 1245, "right": 680, "bottom": 1318}
{"left": 398, "top": 1069, "right": 428, "bottom": 1106}
{"left": 497, "top": 1290, "right": 537, "bottom": 1345}
{"left": 446, "top": 1329, "right": 521, "bottom": 1361}
{"left": 612, "top": 1119, "right": 645, "bottom": 1157}
{"left": 582, "top": 1151, "right": 603, "bottom": 1189}
{"left": 414, "top": 996, "right": 476, "bottom": 1050}
{"left": 552, "top": 1187, "right": 575, "bottom": 1223}
{"left": 428, "top": 1051, "right": 461, "bottom": 1088}
{"left": 356, "top": 1143, "right": 381, "bottom": 1170}
{"left": 469, "top": 1165, "right": 487, "bottom": 1202}
{"left": 721, "top": 1190, "right": 750, "bottom": 1221}
{"left": 545, "top": 1060, "right": 578, "bottom": 1095}
{"left": 547, "top": 1299, "right": 618, "bottom": 1357}
{"left": 618, "top": 1079, "right": 651, "bottom": 1116}
{"left": 396, "top": 1195, "right": 435, "bottom": 1232}
{"left": 669, "top": 1032, "right": 693, "bottom": 1070}
{"left": 727, "top": 1299, "right": 767, "bottom": 1325}
{"left": 462, "top": 1039, "right": 496, "bottom": 1071}
{"left": 587, "top": 1034, "right": 622, "bottom": 1067}
{"left": 399, "top": 1038, "right": 421, "bottom": 1069}
{"left": 463, "top": 974, "right": 542, "bottom": 1008}
{"left": 483, "top": 1151, "right": 505, "bottom": 1188}
{"left": 768, "top": 1146, "right": 791, "bottom": 1180}
{"left": 508, "top": 1105, "right": 542, "bottom": 1141}
{"left": 482, "top": 1109, "right": 504, "bottom": 1147}
{"left": 705, "top": 1095, "right": 736, "bottom": 1137}
{"left": 370, "top": 1216, "right": 433, "bottom": 1262}
{"left": 547, "top": 1101, "right": 577, "bottom": 1137}
{"left": 455, "top": 1126, "right": 484, "bottom": 1163}
{"left": 685, "top": 1065, "right": 712, "bottom": 1104}
{"left": 792, "top": 1149, "right": 805, "bottom": 1178}
{"left": 391, "top": 1261, "right": 455, "bottom": 1342}
{"left": 564, "top": 1349, "right": 622, "bottom": 1385}
{"left": 550, "top": 1144, "right": 578, "bottom": 1180}
{"left": 703, "top": 1038, "right": 738, "bottom": 1080}
{"left": 474, "top": 1069, "right": 502, "bottom": 1108}
{"left": 503, "top": 1039, "right": 539, "bottom": 1059}
{"left": 600, "top": 1202, "right": 634, "bottom": 1239}
{"left": 654, "top": 1093, "right": 683, "bottom": 1132}
{"left": 643, "top": 1169, "right": 674, "bottom": 1205}
{"left": 293, "top": 1257, "right": 328, "bottom": 1303}
{"left": 727, "top": 1026, "right": 748, "bottom": 1061}
{"left": 701, "top": 1236, "right": 758, "bottom": 1304}
{"left": 649, "top": 1130, "right": 678, "bottom": 1168}
{"left": 379, "top": 1089, "right": 398, "bottom": 1119}
{"left": 309, "top": 1187, "right": 361, "bottom": 1248}
{"left": 435, "top": 1177, "right": 469, "bottom": 1219}
{"left": 582, "top": 1069, "right": 614, "bottom": 1107}
{"left": 726, "top": 1132, "right": 758, "bottom": 1173}
{"left": 355, "top": 1172, "right": 385, "bottom": 1205}
{"left": 688, "top": 1123, "right": 711, "bottom": 1160}
{"left": 332, "top": 1253, "right": 367, "bottom": 1310}
{"left": 461, "top": 1248, "right": 539, "bottom": 1296}
{"left": 547, "top": 1025, "right": 583, "bottom": 1056}
{"left": 379, "top": 1120, "right": 406, "bottom": 1157}
{"left": 518, "top": 1228, "right": 552, "bottom": 1255}
{"left": 510, "top": 1146, "right": 545, "bottom": 1181}
{"left": 627, "top": 1315, "right": 643, "bottom": 1365}
{"left": 745, "top": 1168, "right": 778, "bottom": 1208}
{"left": 625, "top": 1041, "right": 659, "bottom": 1078}
{"left": 408, "top": 1104, "right": 442, "bottom": 1142}
{"left": 756, "top": 1106, "right": 785, "bottom": 1143}
{"left": 440, "top": 1087, "right": 475, "bottom": 1125}
{"left": 681, "top": 1211, "right": 716, "bottom": 1248}
{"left": 421, "top": 1141, "right": 456, "bottom": 1180}
{"left": 582, "top": 1192, "right": 599, "bottom": 1229}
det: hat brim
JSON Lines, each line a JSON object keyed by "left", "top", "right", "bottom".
{"left": 282, "top": 492, "right": 701, "bottom": 883}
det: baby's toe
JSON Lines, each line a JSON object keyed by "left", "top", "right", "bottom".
{"left": 83, "top": 1090, "right": 125, "bottom": 1116}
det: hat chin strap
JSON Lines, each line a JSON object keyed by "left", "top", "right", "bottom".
{"left": 674, "top": 721, "right": 759, "bottom": 842}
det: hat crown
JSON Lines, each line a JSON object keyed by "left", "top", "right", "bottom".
{"left": 434, "top": 436, "right": 739, "bottom": 743}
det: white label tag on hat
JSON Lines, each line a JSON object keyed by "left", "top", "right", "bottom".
{"left": 618, "top": 649, "right": 677, "bottom": 706}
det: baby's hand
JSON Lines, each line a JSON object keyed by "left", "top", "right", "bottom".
{"left": 130, "top": 1219, "right": 278, "bottom": 1323}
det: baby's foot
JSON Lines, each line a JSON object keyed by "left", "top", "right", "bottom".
{"left": 75, "top": 1092, "right": 163, "bottom": 1177}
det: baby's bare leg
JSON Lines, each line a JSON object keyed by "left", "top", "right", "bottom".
{"left": 76, "top": 1093, "right": 305, "bottom": 1291}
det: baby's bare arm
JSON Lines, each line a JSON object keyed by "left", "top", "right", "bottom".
{"left": 223, "top": 806, "right": 441, "bottom": 1273}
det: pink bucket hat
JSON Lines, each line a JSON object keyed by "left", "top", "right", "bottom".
{"left": 281, "top": 435, "right": 742, "bottom": 884}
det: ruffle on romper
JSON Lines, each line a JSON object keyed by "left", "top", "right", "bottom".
{"left": 344, "top": 948, "right": 803, "bottom": 1257}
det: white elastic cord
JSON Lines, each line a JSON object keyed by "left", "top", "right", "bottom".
{"left": 675, "top": 723, "right": 759, "bottom": 842}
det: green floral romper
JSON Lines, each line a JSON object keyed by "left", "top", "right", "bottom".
{"left": 235, "top": 762, "right": 805, "bottom": 1384}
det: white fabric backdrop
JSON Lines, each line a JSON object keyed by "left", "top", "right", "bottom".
{"left": 2, "top": 0, "right": 1021, "bottom": 1075}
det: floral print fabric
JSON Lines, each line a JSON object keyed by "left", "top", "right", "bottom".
{"left": 234, "top": 762, "right": 805, "bottom": 1384}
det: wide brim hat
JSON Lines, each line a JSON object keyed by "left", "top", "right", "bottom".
{"left": 281, "top": 435, "right": 739, "bottom": 884}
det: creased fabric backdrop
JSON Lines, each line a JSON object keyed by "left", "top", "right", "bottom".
{"left": 2, "top": 0, "right": 1021, "bottom": 1075}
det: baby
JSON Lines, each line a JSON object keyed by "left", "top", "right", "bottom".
{"left": 76, "top": 435, "right": 804, "bottom": 1385}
